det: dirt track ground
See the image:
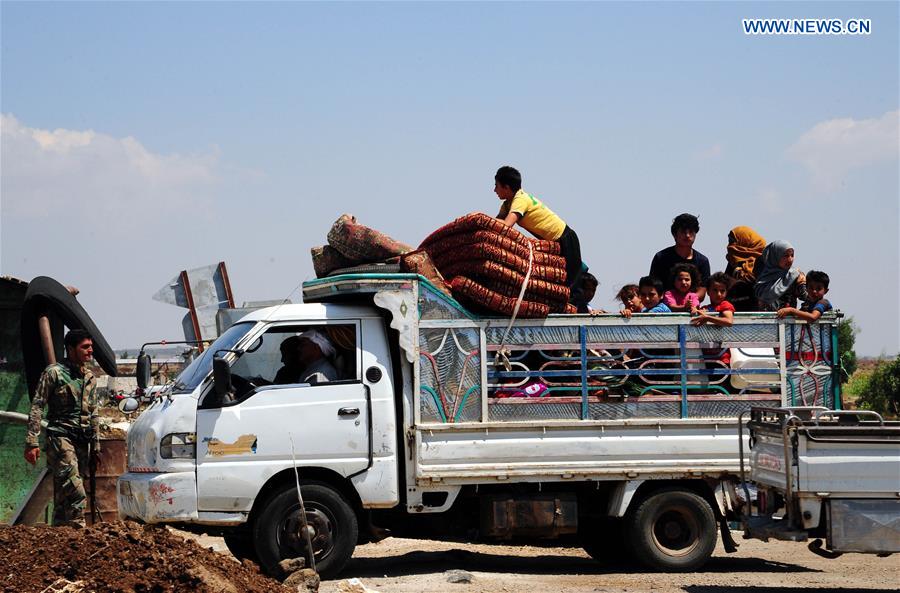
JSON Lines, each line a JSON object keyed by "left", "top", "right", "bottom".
{"left": 192, "top": 532, "right": 899, "bottom": 593}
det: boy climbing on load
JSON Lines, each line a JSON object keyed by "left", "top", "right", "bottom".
{"left": 495, "top": 166, "right": 583, "bottom": 289}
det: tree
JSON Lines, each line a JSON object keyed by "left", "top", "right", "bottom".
{"left": 837, "top": 317, "right": 858, "bottom": 385}
{"left": 856, "top": 355, "right": 900, "bottom": 418}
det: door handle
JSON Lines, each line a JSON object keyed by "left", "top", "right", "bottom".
{"left": 338, "top": 407, "right": 360, "bottom": 416}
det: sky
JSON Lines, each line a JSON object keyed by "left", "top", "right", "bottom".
{"left": 2, "top": 1, "right": 898, "bottom": 357}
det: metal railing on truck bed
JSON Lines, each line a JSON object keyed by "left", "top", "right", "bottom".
{"left": 303, "top": 274, "right": 843, "bottom": 425}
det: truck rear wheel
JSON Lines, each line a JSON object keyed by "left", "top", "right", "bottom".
{"left": 253, "top": 481, "right": 358, "bottom": 579}
{"left": 580, "top": 518, "right": 632, "bottom": 564}
{"left": 625, "top": 488, "right": 716, "bottom": 571}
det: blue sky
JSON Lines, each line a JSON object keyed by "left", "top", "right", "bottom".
{"left": 2, "top": 1, "right": 898, "bottom": 356}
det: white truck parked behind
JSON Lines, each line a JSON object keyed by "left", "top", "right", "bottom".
{"left": 117, "top": 274, "right": 844, "bottom": 576}
{"left": 740, "top": 406, "right": 900, "bottom": 557}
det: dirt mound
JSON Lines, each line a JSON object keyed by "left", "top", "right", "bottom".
{"left": 0, "top": 521, "right": 291, "bottom": 593}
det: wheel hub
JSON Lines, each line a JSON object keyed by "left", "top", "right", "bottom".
{"left": 663, "top": 520, "right": 684, "bottom": 540}
{"left": 653, "top": 507, "right": 699, "bottom": 556}
{"left": 280, "top": 506, "right": 335, "bottom": 561}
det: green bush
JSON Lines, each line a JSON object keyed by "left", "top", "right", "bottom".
{"left": 837, "top": 317, "right": 858, "bottom": 384}
{"left": 856, "top": 356, "right": 900, "bottom": 418}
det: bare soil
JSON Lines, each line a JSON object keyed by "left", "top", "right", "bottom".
{"left": 4, "top": 523, "right": 896, "bottom": 593}
{"left": 316, "top": 535, "right": 898, "bottom": 593}
{"left": 0, "top": 521, "right": 290, "bottom": 593}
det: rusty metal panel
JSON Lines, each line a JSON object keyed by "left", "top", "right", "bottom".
{"left": 85, "top": 437, "right": 126, "bottom": 525}
{"left": 480, "top": 494, "right": 578, "bottom": 539}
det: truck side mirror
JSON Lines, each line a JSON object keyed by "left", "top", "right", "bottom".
{"left": 136, "top": 352, "right": 151, "bottom": 389}
{"left": 213, "top": 356, "right": 232, "bottom": 400}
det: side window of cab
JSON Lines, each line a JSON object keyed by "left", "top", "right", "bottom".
{"left": 225, "top": 323, "right": 358, "bottom": 402}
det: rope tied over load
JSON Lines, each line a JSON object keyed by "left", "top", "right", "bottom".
{"left": 494, "top": 242, "right": 534, "bottom": 372}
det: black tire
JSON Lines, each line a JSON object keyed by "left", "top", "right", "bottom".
{"left": 21, "top": 276, "right": 118, "bottom": 395}
{"left": 223, "top": 532, "right": 258, "bottom": 563}
{"left": 580, "top": 518, "right": 633, "bottom": 564}
{"left": 625, "top": 488, "right": 717, "bottom": 571}
{"left": 327, "top": 262, "right": 401, "bottom": 277}
{"left": 252, "top": 482, "right": 358, "bottom": 579}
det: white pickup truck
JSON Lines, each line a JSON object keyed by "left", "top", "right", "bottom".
{"left": 740, "top": 406, "right": 900, "bottom": 556}
{"left": 117, "top": 274, "right": 843, "bottom": 577}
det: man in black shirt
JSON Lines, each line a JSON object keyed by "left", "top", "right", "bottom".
{"left": 649, "top": 213, "right": 711, "bottom": 303}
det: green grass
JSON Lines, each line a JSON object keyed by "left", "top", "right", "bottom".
{"left": 842, "top": 369, "right": 873, "bottom": 409}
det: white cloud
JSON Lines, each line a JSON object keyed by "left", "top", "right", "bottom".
{"left": 1, "top": 113, "right": 220, "bottom": 221}
{"left": 787, "top": 110, "right": 899, "bottom": 191}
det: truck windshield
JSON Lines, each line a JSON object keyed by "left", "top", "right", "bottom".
{"left": 170, "top": 322, "right": 255, "bottom": 394}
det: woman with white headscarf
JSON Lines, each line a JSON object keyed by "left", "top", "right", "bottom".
{"left": 754, "top": 240, "right": 808, "bottom": 311}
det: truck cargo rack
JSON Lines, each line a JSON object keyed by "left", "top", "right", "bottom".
{"left": 303, "top": 274, "right": 844, "bottom": 424}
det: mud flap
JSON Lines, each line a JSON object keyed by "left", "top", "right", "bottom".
{"left": 719, "top": 514, "right": 740, "bottom": 553}
{"left": 808, "top": 538, "right": 842, "bottom": 559}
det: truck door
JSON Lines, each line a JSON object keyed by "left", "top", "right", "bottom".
{"left": 195, "top": 322, "right": 367, "bottom": 512}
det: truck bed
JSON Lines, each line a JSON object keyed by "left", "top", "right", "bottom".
{"left": 304, "top": 275, "right": 844, "bottom": 485}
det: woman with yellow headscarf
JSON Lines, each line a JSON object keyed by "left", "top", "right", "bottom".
{"left": 726, "top": 226, "right": 766, "bottom": 282}
{"left": 725, "top": 226, "right": 766, "bottom": 311}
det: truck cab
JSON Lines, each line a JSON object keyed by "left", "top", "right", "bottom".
{"left": 119, "top": 301, "right": 400, "bottom": 574}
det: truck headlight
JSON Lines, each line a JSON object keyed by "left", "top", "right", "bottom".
{"left": 160, "top": 432, "right": 196, "bottom": 459}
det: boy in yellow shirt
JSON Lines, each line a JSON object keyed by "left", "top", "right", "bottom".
{"left": 495, "top": 165, "right": 583, "bottom": 289}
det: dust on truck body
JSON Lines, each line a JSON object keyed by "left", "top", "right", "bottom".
{"left": 117, "top": 274, "right": 843, "bottom": 576}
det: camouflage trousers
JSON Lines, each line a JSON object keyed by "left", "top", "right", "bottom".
{"left": 46, "top": 434, "right": 91, "bottom": 526}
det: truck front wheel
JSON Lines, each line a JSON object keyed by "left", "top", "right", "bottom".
{"left": 253, "top": 481, "right": 358, "bottom": 579}
{"left": 625, "top": 488, "right": 717, "bottom": 571}
{"left": 223, "top": 531, "right": 258, "bottom": 563}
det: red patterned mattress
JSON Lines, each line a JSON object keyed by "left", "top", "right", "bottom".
{"left": 420, "top": 212, "right": 573, "bottom": 318}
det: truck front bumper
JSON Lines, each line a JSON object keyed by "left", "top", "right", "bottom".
{"left": 117, "top": 471, "right": 199, "bottom": 523}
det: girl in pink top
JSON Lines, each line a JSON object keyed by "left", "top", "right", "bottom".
{"left": 663, "top": 263, "right": 701, "bottom": 312}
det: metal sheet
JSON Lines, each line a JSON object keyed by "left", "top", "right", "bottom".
{"left": 152, "top": 262, "right": 234, "bottom": 342}
{"left": 829, "top": 499, "right": 900, "bottom": 553}
{"left": 416, "top": 421, "right": 741, "bottom": 482}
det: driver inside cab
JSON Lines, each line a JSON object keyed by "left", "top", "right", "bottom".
{"left": 275, "top": 330, "right": 338, "bottom": 385}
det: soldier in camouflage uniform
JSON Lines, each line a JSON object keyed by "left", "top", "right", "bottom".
{"left": 24, "top": 329, "right": 100, "bottom": 526}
